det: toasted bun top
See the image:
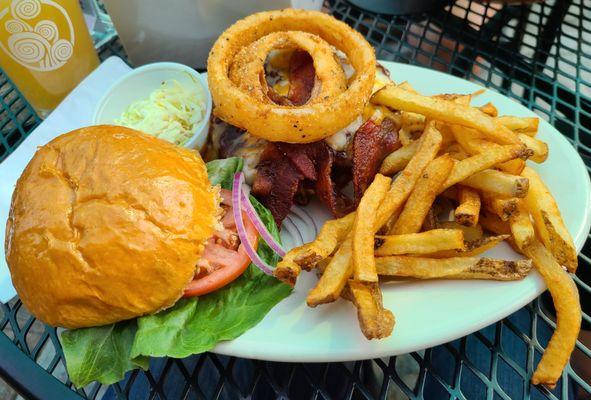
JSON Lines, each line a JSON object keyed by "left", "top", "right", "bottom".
{"left": 5, "top": 125, "right": 218, "bottom": 328}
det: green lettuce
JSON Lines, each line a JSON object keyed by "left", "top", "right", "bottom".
{"left": 60, "top": 157, "right": 291, "bottom": 387}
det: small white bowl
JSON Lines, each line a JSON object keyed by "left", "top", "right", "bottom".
{"left": 93, "top": 62, "right": 212, "bottom": 151}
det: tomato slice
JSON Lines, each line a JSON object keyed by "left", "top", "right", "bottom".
{"left": 183, "top": 189, "right": 258, "bottom": 297}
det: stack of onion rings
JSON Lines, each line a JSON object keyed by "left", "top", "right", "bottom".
{"left": 207, "top": 9, "right": 376, "bottom": 143}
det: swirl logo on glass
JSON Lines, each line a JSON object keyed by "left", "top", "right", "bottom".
{"left": 0, "top": 0, "right": 75, "bottom": 71}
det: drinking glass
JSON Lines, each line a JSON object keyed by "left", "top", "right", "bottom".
{"left": 0, "top": 0, "right": 99, "bottom": 117}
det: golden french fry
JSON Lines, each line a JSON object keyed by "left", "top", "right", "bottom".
{"left": 481, "top": 192, "right": 519, "bottom": 221}
{"left": 479, "top": 212, "right": 511, "bottom": 235}
{"left": 353, "top": 174, "right": 392, "bottom": 282}
{"left": 306, "top": 236, "right": 353, "bottom": 307}
{"left": 396, "top": 81, "right": 417, "bottom": 93}
{"left": 518, "top": 133, "right": 548, "bottom": 163}
{"left": 522, "top": 167, "right": 577, "bottom": 272}
{"left": 433, "top": 93, "right": 472, "bottom": 105}
{"left": 439, "top": 221, "right": 484, "bottom": 242}
{"left": 509, "top": 200, "right": 535, "bottom": 249}
{"left": 375, "top": 256, "right": 532, "bottom": 281}
{"left": 445, "top": 114, "right": 543, "bottom": 161}
{"left": 376, "top": 121, "right": 443, "bottom": 230}
{"left": 391, "top": 155, "right": 455, "bottom": 234}
{"left": 497, "top": 116, "right": 539, "bottom": 136}
{"left": 444, "top": 143, "right": 470, "bottom": 160}
{"left": 371, "top": 85, "right": 520, "bottom": 145}
{"left": 454, "top": 187, "right": 480, "bottom": 227}
{"left": 427, "top": 234, "right": 510, "bottom": 258}
{"left": 471, "top": 88, "right": 486, "bottom": 97}
{"left": 275, "top": 213, "right": 355, "bottom": 284}
{"left": 401, "top": 111, "right": 426, "bottom": 132}
{"left": 422, "top": 208, "right": 440, "bottom": 231}
{"left": 451, "top": 126, "right": 526, "bottom": 175}
{"left": 436, "top": 122, "right": 457, "bottom": 146}
{"left": 461, "top": 169, "right": 529, "bottom": 198}
{"left": 347, "top": 280, "right": 395, "bottom": 340}
{"left": 524, "top": 240, "right": 581, "bottom": 388}
{"left": 441, "top": 144, "right": 529, "bottom": 191}
{"left": 479, "top": 102, "right": 498, "bottom": 117}
{"left": 375, "top": 229, "right": 464, "bottom": 256}
{"left": 380, "top": 140, "right": 419, "bottom": 175}
{"left": 399, "top": 127, "right": 414, "bottom": 146}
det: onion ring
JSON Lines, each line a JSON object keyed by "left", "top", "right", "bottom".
{"left": 207, "top": 9, "right": 376, "bottom": 143}
{"left": 228, "top": 31, "right": 347, "bottom": 105}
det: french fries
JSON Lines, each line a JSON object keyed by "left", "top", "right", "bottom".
{"left": 376, "top": 122, "right": 443, "bottom": 228}
{"left": 380, "top": 140, "right": 419, "bottom": 175}
{"left": 372, "top": 85, "right": 520, "bottom": 145}
{"left": 523, "top": 240, "right": 581, "bottom": 388}
{"left": 521, "top": 167, "right": 577, "bottom": 272}
{"left": 274, "top": 213, "right": 355, "bottom": 284}
{"left": 441, "top": 144, "right": 528, "bottom": 191}
{"left": 461, "top": 169, "right": 529, "bottom": 198}
{"left": 439, "top": 221, "right": 483, "bottom": 242}
{"left": 454, "top": 187, "right": 480, "bottom": 226}
{"left": 480, "top": 193, "right": 519, "bottom": 221}
{"left": 451, "top": 125, "right": 527, "bottom": 175}
{"left": 391, "top": 155, "right": 454, "bottom": 234}
{"left": 375, "top": 229, "right": 464, "bottom": 256}
{"left": 518, "top": 133, "right": 548, "bottom": 163}
{"left": 376, "top": 256, "right": 532, "bottom": 281}
{"left": 283, "top": 80, "right": 580, "bottom": 386}
{"left": 427, "top": 235, "right": 509, "bottom": 258}
{"left": 306, "top": 237, "right": 353, "bottom": 306}
{"left": 510, "top": 212, "right": 581, "bottom": 388}
{"left": 479, "top": 102, "right": 498, "bottom": 117}
{"left": 497, "top": 115, "right": 539, "bottom": 135}
{"left": 479, "top": 212, "right": 511, "bottom": 235}
{"left": 353, "top": 174, "right": 391, "bottom": 282}
{"left": 509, "top": 200, "right": 536, "bottom": 249}
{"left": 347, "top": 280, "right": 395, "bottom": 339}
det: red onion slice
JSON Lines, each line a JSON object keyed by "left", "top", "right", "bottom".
{"left": 232, "top": 172, "right": 275, "bottom": 275}
{"left": 240, "top": 190, "right": 286, "bottom": 257}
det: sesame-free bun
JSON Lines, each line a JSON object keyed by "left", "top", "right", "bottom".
{"left": 5, "top": 125, "right": 218, "bottom": 328}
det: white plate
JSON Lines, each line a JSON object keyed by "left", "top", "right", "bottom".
{"left": 212, "top": 61, "right": 591, "bottom": 362}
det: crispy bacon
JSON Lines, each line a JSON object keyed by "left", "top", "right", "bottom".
{"left": 266, "top": 50, "right": 315, "bottom": 106}
{"left": 252, "top": 141, "right": 352, "bottom": 225}
{"left": 287, "top": 51, "right": 315, "bottom": 105}
{"left": 314, "top": 144, "right": 354, "bottom": 218}
{"left": 251, "top": 118, "right": 400, "bottom": 225}
{"left": 252, "top": 143, "right": 303, "bottom": 223}
{"left": 352, "top": 118, "right": 401, "bottom": 204}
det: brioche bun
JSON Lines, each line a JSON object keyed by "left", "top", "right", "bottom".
{"left": 5, "top": 125, "right": 218, "bottom": 328}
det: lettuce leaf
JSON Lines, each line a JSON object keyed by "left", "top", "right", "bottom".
{"left": 60, "top": 320, "right": 149, "bottom": 387}
{"left": 60, "top": 157, "right": 290, "bottom": 387}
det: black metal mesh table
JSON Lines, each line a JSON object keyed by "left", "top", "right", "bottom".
{"left": 1, "top": 1, "right": 590, "bottom": 399}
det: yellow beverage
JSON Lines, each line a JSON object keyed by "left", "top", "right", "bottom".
{"left": 0, "top": 0, "right": 99, "bottom": 116}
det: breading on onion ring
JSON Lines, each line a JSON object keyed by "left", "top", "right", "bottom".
{"left": 207, "top": 9, "right": 376, "bottom": 143}
{"left": 228, "top": 31, "right": 347, "bottom": 105}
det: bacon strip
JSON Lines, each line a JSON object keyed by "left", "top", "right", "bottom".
{"left": 314, "top": 144, "right": 354, "bottom": 218}
{"left": 252, "top": 143, "right": 303, "bottom": 224}
{"left": 287, "top": 51, "right": 315, "bottom": 105}
{"left": 352, "top": 118, "right": 401, "bottom": 204}
{"left": 252, "top": 141, "right": 352, "bottom": 225}
{"left": 266, "top": 50, "right": 315, "bottom": 106}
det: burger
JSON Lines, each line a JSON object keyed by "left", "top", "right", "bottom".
{"left": 205, "top": 9, "right": 403, "bottom": 225}
{"left": 5, "top": 125, "right": 290, "bottom": 386}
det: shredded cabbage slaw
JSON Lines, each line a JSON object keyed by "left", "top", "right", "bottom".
{"left": 116, "top": 78, "right": 206, "bottom": 146}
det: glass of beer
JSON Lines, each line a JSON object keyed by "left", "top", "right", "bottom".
{"left": 0, "top": 0, "right": 99, "bottom": 117}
